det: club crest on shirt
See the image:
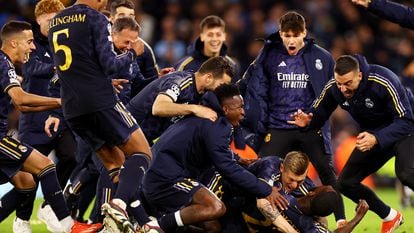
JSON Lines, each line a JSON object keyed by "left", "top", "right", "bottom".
{"left": 264, "top": 133, "right": 271, "bottom": 143}
{"left": 365, "top": 98, "right": 374, "bottom": 108}
{"left": 315, "top": 59, "right": 323, "bottom": 70}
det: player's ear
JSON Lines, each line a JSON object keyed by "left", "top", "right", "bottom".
{"left": 222, "top": 105, "right": 229, "bottom": 115}
{"left": 10, "top": 39, "right": 18, "bottom": 48}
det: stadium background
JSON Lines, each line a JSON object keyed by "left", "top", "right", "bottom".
{"left": 0, "top": 0, "right": 414, "bottom": 231}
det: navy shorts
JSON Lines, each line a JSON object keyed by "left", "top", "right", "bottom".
{"left": 143, "top": 174, "right": 204, "bottom": 216}
{"left": 0, "top": 136, "right": 33, "bottom": 184}
{"left": 67, "top": 102, "right": 139, "bottom": 151}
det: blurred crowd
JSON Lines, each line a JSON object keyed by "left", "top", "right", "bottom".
{"left": 2, "top": 0, "right": 414, "bottom": 168}
{"left": 1, "top": 0, "right": 413, "bottom": 73}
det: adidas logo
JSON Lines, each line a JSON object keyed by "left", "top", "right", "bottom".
{"left": 44, "top": 52, "right": 50, "bottom": 58}
{"left": 278, "top": 61, "right": 286, "bottom": 67}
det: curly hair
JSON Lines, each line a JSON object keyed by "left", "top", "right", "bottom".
{"left": 35, "top": 0, "right": 65, "bottom": 18}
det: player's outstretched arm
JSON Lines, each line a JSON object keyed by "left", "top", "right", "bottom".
{"left": 334, "top": 200, "right": 369, "bottom": 233}
{"left": 152, "top": 94, "right": 217, "bottom": 121}
{"left": 7, "top": 86, "right": 61, "bottom": 112}
{"left": 287, "top": 109, "right": 313, "bottom": 127}
{"left": 257, "top": 198, "right": 298, "bottom": 233}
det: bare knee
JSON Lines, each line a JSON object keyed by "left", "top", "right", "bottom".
{"left": 96, "top": 145, "right": 125, "bottom": 169}
{"left": 21, "top": 150, "right": 54, "bottom": 174}
{"left": 206, "top": 199, "right": 226, "bottom": 219}
{"left": 11, "top": 172, "right": 37, "bottom": 189}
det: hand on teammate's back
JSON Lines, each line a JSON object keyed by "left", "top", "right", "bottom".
{"left": 266, "top": 187, "right": 289, "bottom": 211}
{"left": 192, "top": 105, "right": 218, "bottom": 122}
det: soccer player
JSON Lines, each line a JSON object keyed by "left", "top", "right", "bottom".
{"left": 47, "top": 0, "right": 159, "bottom": 232}
{"left": 174, "top": 15, "right": 239, "bottom": 83}
{"left": 12, "top": 1, "right": 76, "bottom": 231}
{"left": 240, "top": 154, "right": 368, "bottom": 233}
{"left": 46, "top": 17, "right": 144, "bottom": 224}
{"left": 109, "top": 0, "right": 173, "bottom": 97}
{"left": 288, "top": 54, "right": 414, "bottom": 233}
{"left": 0, "top": 20, "right": 102, "bottom": 233}
{"left": 126, "top": 56, "right": 232, "bottom": 144}
{"left": 260, "top": 187, "right": 369, "bottom": 233}
{"left": 241, "top": 11, "right": 346, "bottom": 226}
{"left": 351, "top": 0, "right": 414, "bottom": 29}
{"left": 142, "top": 84, "right": 282, "bottom": 232}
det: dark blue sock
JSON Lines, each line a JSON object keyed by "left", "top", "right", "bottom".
{"left": 77, "top": 176, "right": 97, "bottom": 220}
{"left": 115, "top": 153, "right": 149, "bottom": 203}
{"left": 38, "top": 164, "right": 69, "bottom": 220}
{"left": 127, "top": 190, "right": 151, "bottom": 225}
{"left": 0, "top": 187, "right": 36, "bottom": 221}
{"left": 15, "top": 187, "right": 37, "bottom": 220}
{"left": 159, "top": 212, "right": 178, "bottom": 232}
{"left": 96, "top": 168, "right": 118, "bottom": 205}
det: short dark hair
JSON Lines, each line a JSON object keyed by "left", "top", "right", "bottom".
{"left": 214, "top": 84, "right": 240, "bottom": 105}
{"left": 110, "top": 0, "right": 135, "bottom": 15}
{"left": 334, "top": 55, "right": 359, "bottom": 75}
{"left": 200, "top": 15, "right": 225, "bottom": 31}
{"left": 283, "top": 151, "right": 309, "bottom": 176}
{"left": 279, "top": 11, "right": 306, "bottom": 33}
{"left": 310, "top": 190, "right": 340, "bottom": 217}
{"left": 1, "top": 20, "right": 32, "bottom": 42}
{"left": 112, "top": 17, "right": 141, "bottom": 34}
{"left": 198, "top": 56, "right": 234, "bottom": 80}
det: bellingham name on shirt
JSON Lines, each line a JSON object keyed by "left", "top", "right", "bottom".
{"left": 49, "top": 14, "right": 86, "bottom": 28}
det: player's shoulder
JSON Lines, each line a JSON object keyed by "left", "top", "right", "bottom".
{"left": 0, "top": 52, "right": 12, "bottom": 69}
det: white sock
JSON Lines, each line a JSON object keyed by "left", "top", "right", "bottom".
{"left": 174, "top": 210, "right": 184, "bottom": 227}
{"left": 60, "top": 216, "right": 74, "bottom": 233}
{"left": 336, "top": 219, "right": 347, "bottom": 226}
{"left": 383, "top": 208, "right": 397, "bottom": 221}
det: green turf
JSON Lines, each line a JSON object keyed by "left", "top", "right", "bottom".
{"left": 0, "top": 188, "right": 413, "bottom": 232}
{"left": 326, "top": 188, "right": 414, "bottom": 232}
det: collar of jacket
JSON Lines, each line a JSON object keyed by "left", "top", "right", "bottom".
{"left": 262, "top": 31, "right": 316, "bottom": 55}
{"left": 200, "top": 91, "right": 225, "bottom": 116}
{"left": 188, "top": 37, "right": 229, "bottom": 59}
{"left": 34, "top": 29, "right": 49, "bottom": 44}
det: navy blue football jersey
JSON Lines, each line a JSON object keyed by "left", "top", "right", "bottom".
{"left": 126, "top": 71, "right": 200, "bottom": 142}
{"left": 48, "top": 4, "right": 135, "bottom": 119}
{"left": 0, "top": 51, "right": 21, "bottom": 137}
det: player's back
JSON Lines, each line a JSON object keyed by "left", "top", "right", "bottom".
{"left": 48, "top": 4, "right": 131, "bottom": 119}
{"left": 126, "top": 71, "right": 199, "bottom": 141}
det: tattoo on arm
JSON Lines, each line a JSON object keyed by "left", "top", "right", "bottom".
{"left": 258, "top": 202, "right": 280, "bottom": 222}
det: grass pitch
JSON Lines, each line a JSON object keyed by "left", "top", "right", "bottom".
{"left": 0, "top": 188, "right": 413, "bottom": 232}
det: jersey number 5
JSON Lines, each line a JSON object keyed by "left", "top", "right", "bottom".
{"left": 52, "top": 28, "right": 72, "bottom": 71}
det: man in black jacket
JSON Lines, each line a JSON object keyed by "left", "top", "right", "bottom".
{"left": 289, "top": 55, "right": 414, "bottom": 233}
